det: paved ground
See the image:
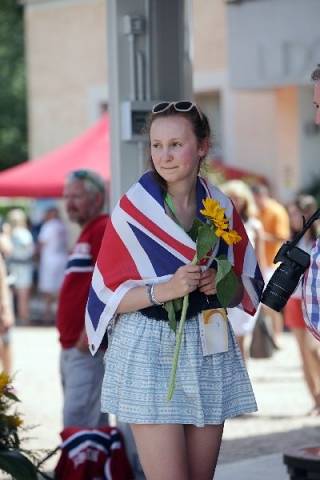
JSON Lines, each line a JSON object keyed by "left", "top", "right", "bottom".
{"left": 8, "top": 326, "right": 320, "bottom": 478}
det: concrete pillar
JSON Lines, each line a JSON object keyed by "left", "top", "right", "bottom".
{"left": 107, "top": 0, "right": 192, "bottom": 208}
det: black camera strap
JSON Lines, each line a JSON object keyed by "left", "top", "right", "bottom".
{"left": 289, "top": 208, "right": 320, "bottom": 248}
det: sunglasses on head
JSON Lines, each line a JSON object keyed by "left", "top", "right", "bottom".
{"left": 152, "top": 101, "right": 203, "bottom": 121}
{"left": 69, "top": 169, "right": 105, "bottom": 193}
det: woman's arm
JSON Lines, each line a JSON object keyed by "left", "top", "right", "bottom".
{"left": 117, "top": 264, "right": 202, "bottom": 314}
{"left": 0, "top": 258, "right": 13, "bottom": 332}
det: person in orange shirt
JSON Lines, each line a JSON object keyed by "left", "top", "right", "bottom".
{"left": 252, "top": 184, "right": 290, "bottom": 348}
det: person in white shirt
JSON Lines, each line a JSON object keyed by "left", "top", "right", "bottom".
{"left": 37, "top": 207, "right": 68, "bottom": 323}
{"left": 7, "top": 209, "right": 34, "bottom": 325}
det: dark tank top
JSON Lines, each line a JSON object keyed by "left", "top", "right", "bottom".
{"left": 139, "top": 288, "right": 221, "bottom": 321}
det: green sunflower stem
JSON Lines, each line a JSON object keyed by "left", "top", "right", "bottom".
{"left": 167, "top": 293, "right": 189, "bottom": 401}
{"left": 167, "top": 255, "right": 198, "bottom": 401}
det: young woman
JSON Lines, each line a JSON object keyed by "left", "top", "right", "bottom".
{"left": 86, "top": 102, "right": 264, "bottom": 480}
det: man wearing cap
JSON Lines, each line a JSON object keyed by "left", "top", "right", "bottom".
{"left": 302, "top": 65, "right": 320, "bottom": 341}
{"left": 57, "top": 169, "right": 108, "bottom": 428}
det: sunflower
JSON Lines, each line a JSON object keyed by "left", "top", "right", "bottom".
{"left": 200, "top": 198, "right": 228, "bottom": 230}
{"left": 200, "top": 198, "right": 241, "bottom": 246}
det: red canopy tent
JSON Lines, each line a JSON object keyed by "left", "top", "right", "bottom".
{"left": 0, "top": 113, "right": 266, "bottom": 198}
{"left": 208, "top": 159, "right": 267, "bottom": 185}
{"left": 0, "top": 115, "right": 110, "bottom": 198}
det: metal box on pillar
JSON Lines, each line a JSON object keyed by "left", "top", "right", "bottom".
{"left": 107, "top": 0, "right": 192, "bottom": 208}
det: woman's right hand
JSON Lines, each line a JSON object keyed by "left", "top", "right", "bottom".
{"left": 166, "top": 264, "right": 201, "bottom": 298}
{"left": 117, "top": 265, "right": 201, "bottom": 314}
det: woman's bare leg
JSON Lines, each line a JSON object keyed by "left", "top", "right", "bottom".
{"left": 293, "top": 328, "right": 320, "bottom": 403}
{"left": 42, "top": 292, "right": 55, "bottom": 322}
{"left": 1, "top": 343, "right": 12, "bottom": 374}
{"left": 185, "top": 423, "right": 224, "bottom": 480}
{"left": 16, "top": 287, "right": 30, "bottom": 323}
{"left": 130, "top": 424, "right": 189, "bottom": 480}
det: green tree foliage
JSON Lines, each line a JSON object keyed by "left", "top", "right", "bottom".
{"left": 0, "top": 0, "right": 27, "bottom": 171}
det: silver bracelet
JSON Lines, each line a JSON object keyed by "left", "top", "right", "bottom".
{"left": 147, "top": 284, "right": 164, "bottom": 306}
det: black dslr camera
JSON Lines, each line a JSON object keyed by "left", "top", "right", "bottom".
{"left": 261, "top": 207, "right": 320, "bottom": 312}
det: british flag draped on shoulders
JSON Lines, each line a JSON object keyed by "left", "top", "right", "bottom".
{"left": 302, "top": 238, "right": 320, "bottom": 341}
{"left": 85, "top": 171, "right": 264, "bottom": 355}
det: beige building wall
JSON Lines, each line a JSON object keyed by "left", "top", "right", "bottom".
{"left": 23, "top": 0, "right": 303, "bottom": 200}
{"left": 192, "top": 0, "right": 226, "bottom": 73}
{"left": 231, "top": 88, "right": 300, "bottom": 200}
{"left": 232, "top": 90, "right": 277, "bottom": 180}
{"left": 191, "top": 0, "right": 302, "bottom": 200}
{"left": 24, "top": 0, "right": 108, "bottom": 158}
{"left": 275, "top": 87, "right": 299, "bottom": 197}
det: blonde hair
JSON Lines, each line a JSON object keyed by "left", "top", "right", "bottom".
{"left": 220, "top": 179, "right": 258, "bottom": 220}
{"left": 7, "top": 208, "right": 27, "bottom": 228}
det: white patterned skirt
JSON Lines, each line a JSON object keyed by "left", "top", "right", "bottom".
{"left": 101, "top": 312, "right": 257, "bottom": 427}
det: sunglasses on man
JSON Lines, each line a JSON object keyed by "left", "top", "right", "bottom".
{"left": 68, "top": 170, "right": 105, "bottom": 193}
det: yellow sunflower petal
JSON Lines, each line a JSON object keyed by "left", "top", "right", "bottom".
{"left": 214, "top": 219, "right": 229, "bottom": 231}
{"left": 221, "top": 229, "right": 242, "bottom": 246}
{"left": 0, "top": 372, "right": 10, "bottom": 393}
{"left": 215, "top": 228, "right": 224, "bottom": 238}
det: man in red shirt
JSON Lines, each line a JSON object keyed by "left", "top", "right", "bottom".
{"left": 57, "top": 169, "right": 108, "bottom": 428}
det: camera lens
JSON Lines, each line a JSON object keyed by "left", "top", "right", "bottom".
{"left": 261, "top": 261, "right": 304, "bottom": 312}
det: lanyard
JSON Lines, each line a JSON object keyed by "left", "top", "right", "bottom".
{"left": 164, "top": 193, "right": 182, "bottom": 228}
{"left": 165, "top": 193, "right": 197, "bottom": 235}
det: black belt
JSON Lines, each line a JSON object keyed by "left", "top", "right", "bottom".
{"left": 139, "top": 290, "right": 221, "bottom": 321}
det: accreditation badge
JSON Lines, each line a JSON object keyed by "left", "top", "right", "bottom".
{"left": 199, "top": 308, "right": 229, "bottom": 356}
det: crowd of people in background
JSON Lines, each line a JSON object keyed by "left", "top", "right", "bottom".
{"left": 0, "top": 203, "right": 68, "bottom": 373}
{"left": 0, "top": 205, "right": 68, "bottom": 325}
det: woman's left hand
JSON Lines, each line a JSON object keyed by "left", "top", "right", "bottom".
{"left": 198, "top": 268, "right": 217, "bottom": 295}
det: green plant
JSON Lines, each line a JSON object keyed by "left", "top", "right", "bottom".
{"left": 0, "top": 1, "right": 27, "bottom": 171}
{"left": 0, "top": 372, "right": 38, "bottom": 480}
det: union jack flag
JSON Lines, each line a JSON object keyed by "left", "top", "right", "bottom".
{"left": 85, "top": 171, "right": 264, "bottom": 354}
{"left": 302, "top": 238, "right": 320, "bottom": 341}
